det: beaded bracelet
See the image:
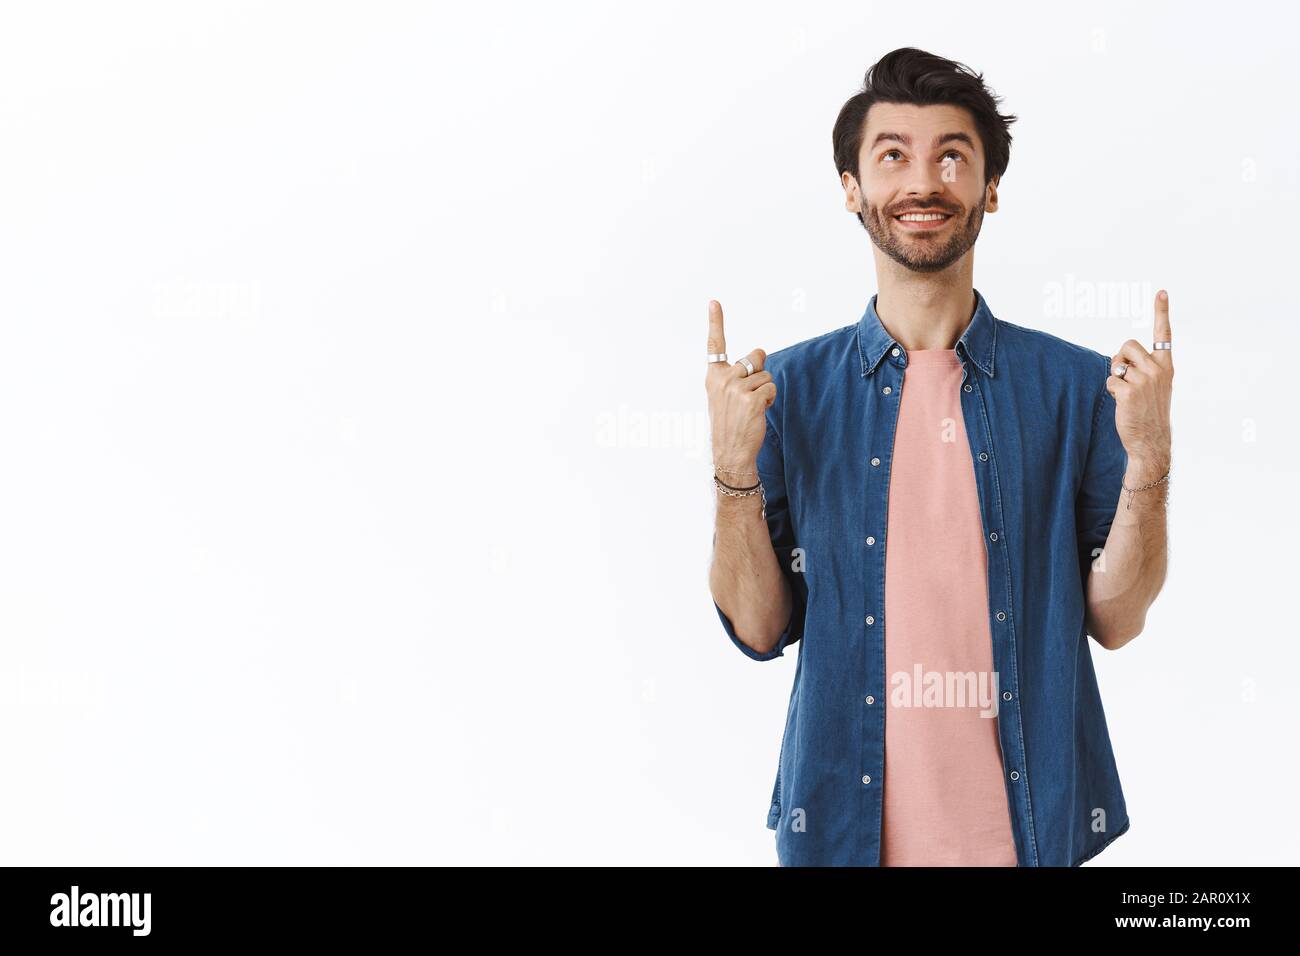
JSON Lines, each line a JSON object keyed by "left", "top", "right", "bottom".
{"left": 713, "top": 463, "right": 759, "bottom": 479}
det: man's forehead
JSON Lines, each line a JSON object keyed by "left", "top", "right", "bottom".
{"left": 863, "top": 102, "right": 978, "bottom": 139}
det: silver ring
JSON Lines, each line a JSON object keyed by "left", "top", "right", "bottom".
{"left": 1113, "top": 362, "right": 1128, "bottom": 380}
{"left": 735, "top": 358, "right": 754, "bottom": 377}
{"left": 707, "top": 352, "right": 728, "bottom": 364}
{"left": 1153, "top": 342, "right": 1172, "bottom": 351}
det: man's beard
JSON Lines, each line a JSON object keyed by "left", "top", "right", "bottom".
{"left": 862, "top": 195, "right": 986, "bottom": 274}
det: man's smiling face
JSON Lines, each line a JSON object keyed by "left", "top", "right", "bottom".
{"left": 845, "top": 102, "right": 999, "bottom": 273}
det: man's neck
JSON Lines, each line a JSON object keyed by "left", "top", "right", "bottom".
{"left": 873, "top": 264, "right": 977, "bottom": 352}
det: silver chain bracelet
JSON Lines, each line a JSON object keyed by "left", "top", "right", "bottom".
{"left": 1121, "top": 469, "right": 1170, "bottom": 511}
{"left": 713, "top": 474, "right": 766, "bottom": 520}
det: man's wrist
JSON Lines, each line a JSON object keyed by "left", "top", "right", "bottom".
{"left": 714, "top": 486, "right": 766, "bottom": 524}
{"left": 1124, "top": 454, "right": 1170, "bottom": 485}
{"left": 713, "top": 459, "right": 759, "bottom": 479}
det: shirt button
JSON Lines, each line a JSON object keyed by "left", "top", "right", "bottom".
{"left": 865, "top": 536, "right": 875, "bottom": 546}
{"left": 989, "top": 531, "right": 998, "bottom": 541}
{"left": 882, "top": 386, "right": 892, "bottom": 395}
{"left": 865, "top": 615, "right": 875, "bottom": 625}
{"left": 996, "top": 611, "right": 1007, "bottom": 621}
{"left": 1009, "top": 770, "right": 1020, "bottom": 781}
{"left": 891, "top": 347, "right": 900, "bottom": 357}
{"left": 978, "top": 452, "right": 989, "bottom": 461}
{"left": 865, "top": 695, "right": 875, "bottom": 705}
{"left": 862, "top": 774, "right": 872, "bottom": 785}
{"left": 1002, "top": 691, "right": 1013, "bottom": 701}
{"left": 964, "top": 383, "right": 973, "bottom": 392}
{"left": 871, "top": 457, "right": 881, "bottom": 466}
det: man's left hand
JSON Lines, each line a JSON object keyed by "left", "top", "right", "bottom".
{"left": 1106, "top": 289, "right": 1174, "bottom": 482}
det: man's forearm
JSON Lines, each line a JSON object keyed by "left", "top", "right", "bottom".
{"left": 710, "top": 490, "right": 793, "bottom": 654}
{"left": 1084, "top": 456, "right": 1170, "bottom": 649}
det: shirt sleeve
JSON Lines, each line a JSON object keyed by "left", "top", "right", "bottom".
{"left": 713, "top": 416, "right": 808, "bottom": 661}
{"left": 1075, "top": 353, "right": 1129, "bottom": 584}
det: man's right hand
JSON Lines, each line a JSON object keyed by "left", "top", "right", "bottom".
{"left": 705, "top": 299, "right": 776, "bottom": 473}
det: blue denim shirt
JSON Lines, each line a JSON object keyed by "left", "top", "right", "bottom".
{"left": 714, "top": 288, "right": 1131, "bottom": 866}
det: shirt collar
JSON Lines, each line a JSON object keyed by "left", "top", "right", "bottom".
{"left": 856, "top": 287, "right": 997, "bottom": 378}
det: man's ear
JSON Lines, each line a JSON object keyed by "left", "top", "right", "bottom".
{"left": 985, "top": 175, "right": 1000, "bottom": 213}
{"left": 843, "top": 171, "right": 861, "bottom": 215}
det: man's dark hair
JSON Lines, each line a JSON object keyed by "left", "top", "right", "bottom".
{"left": 833, "top": 47, "right": 1017, "bottom": 220}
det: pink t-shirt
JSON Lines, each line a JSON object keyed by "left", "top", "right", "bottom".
{"left": 880, "top": 348, "right": 1018, "bottom": 866}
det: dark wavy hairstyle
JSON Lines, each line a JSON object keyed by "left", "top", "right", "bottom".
{"left": 833, "top": 48, "right": 1017, "bottom": 224}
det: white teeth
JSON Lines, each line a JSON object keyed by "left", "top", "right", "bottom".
{"left": 897, "top": 213, "right": 949, "bottom": 222}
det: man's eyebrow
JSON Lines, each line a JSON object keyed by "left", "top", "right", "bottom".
{"left": 870, "top": 131, "right": 977, "bottom": 151}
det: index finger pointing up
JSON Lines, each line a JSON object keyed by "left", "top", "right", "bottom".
{"left": 1153, "top": 288, "right": 1172, "bottom": 368}
{"left": 707, "top": 299, "right": 727, "bottom": 355}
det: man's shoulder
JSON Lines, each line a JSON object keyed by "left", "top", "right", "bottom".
{"left": 994, "top": 317, "right": 1111, "bottom": 383}
{"left": 763, "top": 322, "right": 859, "bottom": 375}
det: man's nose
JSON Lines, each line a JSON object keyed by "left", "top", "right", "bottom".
{"left": 902, "top": 160, "right": 950, "bottom": 199}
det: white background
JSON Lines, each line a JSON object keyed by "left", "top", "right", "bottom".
{"left": 0, "top": 0, "right": 1296, "bottom": 865}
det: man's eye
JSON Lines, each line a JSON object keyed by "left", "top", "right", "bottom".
{"left": 942, "top": 151, "right": 965, "bottom": 162}
{"left": 882, "top": 150, "right": 903, "bottom": 162}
